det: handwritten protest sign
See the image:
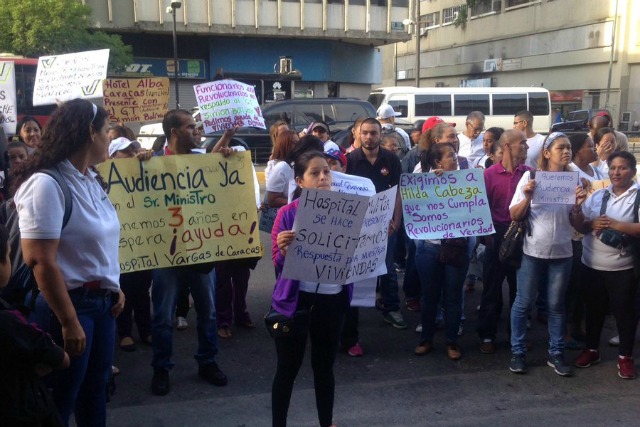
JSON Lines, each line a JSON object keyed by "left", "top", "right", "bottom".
{"left": 331, "top": 171, "right": 376, "bottom": 196}
{"left": 533, "top": 171, "right": 579, "bottom": 204}
{"left": 194, "top": 79, "right": 265, "bottom": 133}
{"left": 95, "top": 151, "right": 261, "bottom": 273}
{"left": 103, "top": 77, "right": 169, "bottom": 124}
{"left": 400, "top": 169, "right": 493, "bottom": 240}
{"left": 0, "top": 61, "right": 17, "bottom": 135}
{"left": 281, "top": 187, "right": 395, "bottom": 285}
{"left": 33, "top": 49, "right": 109, "bottom": 106}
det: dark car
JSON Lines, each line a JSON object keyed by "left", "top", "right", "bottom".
{"left": 550, "top": 109, "right": 610, "bottom": 133}
{"left": 205, "top": 98, "right": 376, "bottom": 163}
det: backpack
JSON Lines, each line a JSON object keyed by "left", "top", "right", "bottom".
{"left": 0, "top": 166, "right": 72, "bottom": 313}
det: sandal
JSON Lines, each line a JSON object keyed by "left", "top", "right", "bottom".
{"left": 217, "top": 327, "right": 232, "bottom": 339}
{"left": 120, "top": 336, "right": 137, "bottom": 352}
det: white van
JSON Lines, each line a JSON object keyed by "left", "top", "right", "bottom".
{"left": 368, "top": 87, "right": 552, "bottom": 134}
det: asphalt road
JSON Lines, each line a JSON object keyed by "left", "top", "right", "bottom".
{"left": 107, "top": 230, "right": 640, "bottom": 427}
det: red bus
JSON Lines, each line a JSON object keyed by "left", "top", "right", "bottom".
{"left": 0, "top": 55, "right": 55, "bottom": 133}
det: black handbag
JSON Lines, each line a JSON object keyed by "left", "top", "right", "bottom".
{"left": 438, "top": 238, "right": 468, "bottom": 268}
{"left": 498, "top": 220, "right": 529, "bottom": 267}
{"left": 498, "top": 171, "right": 535, "bottom": 268}
{"left": 264, "top": 307, "right": 311, "bottom": 338}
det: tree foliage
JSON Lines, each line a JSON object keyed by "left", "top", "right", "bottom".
{"left": 0, "top": 0, "right": 132, "bottom": 71}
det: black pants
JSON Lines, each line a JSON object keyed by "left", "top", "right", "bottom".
{"left": 582, "top": 265, "right": 638, "bottom": 356}
{"left": 175, "top": 281, "right": 191, "bottom": 318}
{"left": 476, "top": 225, "right": 517, "bottom": 341}
{"left": 565, "top": 240, "right": 585, "bottom": 334}
{"left": 340, "top": 306, "right": 359, "bottom": 348}
{"left": 116, "top": 270, "right": 153, "bottom": 340}
{"left": 272, "top": 288, "right": 349, "bottom": 427}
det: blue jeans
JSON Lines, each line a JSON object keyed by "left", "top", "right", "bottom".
{"left": 379, "top": 231, "right": 401, "bottom": 312}
{"left": 511, "top": 254, "right": 572, "bottom": 355}
{"left": 152, "top": 267, "right": 218, "bottom": 370}
{"left": 416, "top": 240, "right": 469, "bottom": 344}
{"left": 33, "top": 291, "right": 115, "bottom": 427}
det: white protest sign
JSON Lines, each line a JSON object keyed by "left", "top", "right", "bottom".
{"left": 533, "top": 171, "right": 579, "bottom": 205}
{"left": 400, "top": 169, "right": 494, "bottom": 240}
{"left": 0, "top": 61, "right": 17, "bottom": 134}
{"left": 330, "top": 171, "right": 378, "bottom": 306}
{"left": 194, "top": 79, "right": 265, "bottom": 133}
{"left": 331, "top": 171, "right": 376, "bottom": 196}
{"left": 282, "top": 189, "right": 383, "bottom": 285}
{"left": 348, "top": 186, "right": 395, "bottom": 282}
{"left": 33, "top": 49, "right": 110, "bottom": 106}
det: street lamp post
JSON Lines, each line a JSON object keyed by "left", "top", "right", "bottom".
{"left": 168, "top": 1, "right": 182, "bottom": 109}
{"left": 403, "top": 1, "right": 422, "bottom": 87}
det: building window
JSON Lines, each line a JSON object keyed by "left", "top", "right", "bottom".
{"left": 421, "top": 12, "right": 440, "bottom": 28}
{"left": 506, "top": 0, "right": 535, "bottom": 8}
{"left": 470, "top": 0, "right": 501, "bottom": 16}
{"left": 442, "top": 5, "right": 465, "bottom": 25}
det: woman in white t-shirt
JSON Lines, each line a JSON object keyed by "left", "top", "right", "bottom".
{"left": 265, "top": 130, "right": 299, "bottom": 207}
{"left": 13, "top": 99, "right": 122, "bottom": 427}
{"left": 570, "top": 151, "right": 640, "bottom": 379}
{"left": 508, "top": 132, "right": 586, "bottom": 377}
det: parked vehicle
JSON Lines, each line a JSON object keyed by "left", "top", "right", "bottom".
{"left": 368, "top": 87, "right": 552, "bottom": 134}
{"left": 138, "top": 98, "right": 375, "bottom": 163}
{"left": 549, "top": 109, "right": 610, "bottom": 133}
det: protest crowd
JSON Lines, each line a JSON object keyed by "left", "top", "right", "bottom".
{"left": 1, "top": 90, "right": 640, "bottom": 427}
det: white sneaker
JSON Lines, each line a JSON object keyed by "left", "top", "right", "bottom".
{"left": 415, "top": 323, "right": 422, "bottom": 333}
{"left": 609, "top": 335, "right": 620, "bottom": 346}
{"left": 177, "top": 316, "right": 189, "bottom": 330}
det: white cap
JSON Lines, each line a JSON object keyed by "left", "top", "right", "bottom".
{"left": 376, "top": 104, "right": 402, "bottom": 119}
{"left": 109, "top": 137, "right": 141, "bottom": 158}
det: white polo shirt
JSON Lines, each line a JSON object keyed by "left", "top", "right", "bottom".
{"left": 510, "top": 171, "right": 573, "bottom": 259}
{"left": 458, "top": 132, "right": 484, "bottom": 164}
{"left": 581, "top": 185, "right": 639, "bottom": 271}
{"left": 15, "top": 160, "right": 120, "bottom": 292}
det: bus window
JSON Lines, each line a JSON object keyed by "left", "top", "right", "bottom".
{"left": 415, "top": 94, "right": 451, "bottom": 117}
{"left": 528, "top": 92, "right": 550, "bottom": 116}
{"left": 388, "top": 99, "right": 408, "bottom": 118}
{"left": 492, "top": 93, "right": 527, "bottom": 115}
{"left": 367, "top": 93, "right": 385, "bottom": 109}
{"left": 453, "top": 94, "right": 490, "bottom": 116}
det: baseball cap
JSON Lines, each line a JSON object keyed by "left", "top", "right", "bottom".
{"left": 311, "top": 122, "right": 330, "bottom": 134}
{"left": 109, "top": 137, "right": 141, "bottom": 158}
{"left": 376, "top": 105, "right": 402, "bottom": 119}
{"left": 421, "top": 116, "right": 456, "bottom": 133}
{"left": 324, "top": 148, "right": 347, "bottom": 168}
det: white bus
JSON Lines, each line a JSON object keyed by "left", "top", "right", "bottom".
{"left": 368, "top": 87, "right": 552, "bottom": 134}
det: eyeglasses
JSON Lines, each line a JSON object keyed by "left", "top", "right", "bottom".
{"left": 513, "top": 120, "right": 525, "bottom": 126}
{"left": 313, "top": 128, "right": 328, "bottom": 134}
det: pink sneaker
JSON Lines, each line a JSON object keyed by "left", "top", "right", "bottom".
{"left": 574, "top": 349, "right": 600, "bottom": 368}
{"left": 617, "top": 356, "right": 636, "bottom": 379}
{"left": 348, "top": 342, "right": 363, "bottom": 357}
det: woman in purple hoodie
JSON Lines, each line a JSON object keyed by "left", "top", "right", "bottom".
{"left": 270, "top": 151, "right": 352, "bottom": 427}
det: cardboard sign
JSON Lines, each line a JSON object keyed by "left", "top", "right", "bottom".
{"left": 103, "top": 77, "right": 169, "bottom": 123}
{"left": 400, "top": 169, "right": 494, "bottom": 240}
{"left": 281, "top": 187, "right": 395, "bottom": 285}
{"left": 193, "top": 79, "right": 265, "bottom": 133}
{"left": 33, "top": 49, "right": 110, "bottom": 106}
{"left": 533, "top": 171, "right": 580, "bottom": 204}
{"left": 0, "top": 61, "right": 17, "bottom": 135}
{"left": 95, "top": 151, "right": 261, "bottom": 273}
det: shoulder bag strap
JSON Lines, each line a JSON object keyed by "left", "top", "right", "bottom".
{"left": 600, "top": 190, "right": 611, "bottom": 216}
{"left": 40, "top": 165, "right": 72, "bottom": 229}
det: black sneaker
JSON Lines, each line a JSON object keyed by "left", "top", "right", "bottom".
{"left": 509, "top": 353, "right": 527, "bottom": 374}
{"left": 198, "top": 362, "right": 228, "bottom": 386}
{"left": 151, "top": 368, "right": 170, "bottom": 396}
{"left": 547, "top": 353, "right": 573, "bottom": 377}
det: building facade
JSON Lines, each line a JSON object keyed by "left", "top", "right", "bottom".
{"left": 85, "top": 0, "right": 411, "bottom": 108}
{"left": 383, "top": 0, "right": 640, "bottom": 129}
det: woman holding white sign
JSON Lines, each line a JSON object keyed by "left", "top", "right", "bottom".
{"left": 570, "top": 151, "right": 639, "bottom": 379}
{"left": 508, "top": 132, "right": 586, "bottom": 377}
{"left": 414, "top": 143, "right": 470, "bottom": 361}
{"left": 270, "top": 150, "right": 351, "bottom": 427}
